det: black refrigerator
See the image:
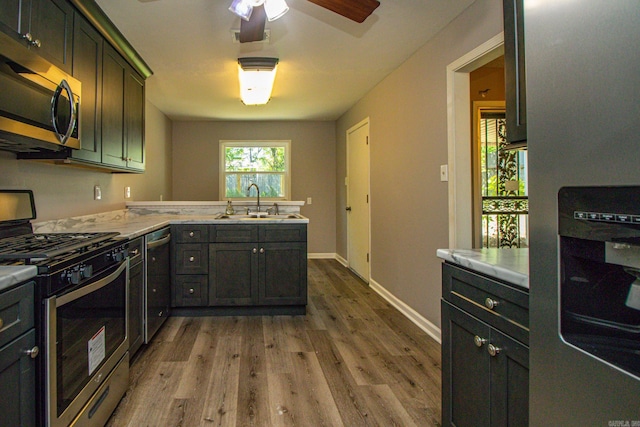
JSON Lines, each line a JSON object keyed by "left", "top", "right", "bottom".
{"left": 527, "top": 0, "right": 640, "bottom": 424}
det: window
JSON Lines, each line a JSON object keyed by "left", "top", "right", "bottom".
{"left": 477, "top": 109, "right": 528, "bottom": 248}
{"left": 219, "top": 141, "right": 291, "bottom": 200}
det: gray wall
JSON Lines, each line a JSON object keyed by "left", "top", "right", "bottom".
{"left": 336, "top": 0, "right": 504, "bottom": 328}
{"left": 171, "top": 120, "right": 336, "bottom": 255}
{"left": 0, "top": 101, "right": 173, "bottom": 221}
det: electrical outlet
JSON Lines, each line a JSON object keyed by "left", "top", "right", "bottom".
{"left": 440, "top": 164, "right": 449, "bottom": 182}
{"left": 124, "top": 186, "right": 131, "bottom": 199}
{"left": 307, "top": 197, "right": 312, "bottom": 205}
{"left": 94, "top": 185, "right": 102, "bottom": 200}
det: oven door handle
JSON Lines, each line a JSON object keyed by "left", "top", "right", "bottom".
{"left": 55, "top": 260, "right": 128, "bottom": 307}
{"left": 147, "top": 233, "right": 171, "bottom": 250}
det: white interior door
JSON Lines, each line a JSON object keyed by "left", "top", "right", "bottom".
{"left": 347, "top": 118, "right": 370, "bottom": 282}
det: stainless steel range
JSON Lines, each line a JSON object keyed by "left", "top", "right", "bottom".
{"left": 0, "top": 190, "right": 129, "bottom": 427}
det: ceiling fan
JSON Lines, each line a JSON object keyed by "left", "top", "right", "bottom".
{"left": 230, "top": 0, "right": 381, "bottom": 43}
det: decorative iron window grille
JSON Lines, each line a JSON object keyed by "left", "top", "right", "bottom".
{"left": 480, "top": 113, "right": 528, "bottom": 248}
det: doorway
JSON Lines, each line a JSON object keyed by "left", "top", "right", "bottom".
{"left": 446, "top": 34, "right": 504, "bottom": 248}
{"left": 346, "top": 118, "right": 370, "bottom": 282}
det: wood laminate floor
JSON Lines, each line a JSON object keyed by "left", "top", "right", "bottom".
{"left": 107, "top": 259, "right": 442, "bottom": 427}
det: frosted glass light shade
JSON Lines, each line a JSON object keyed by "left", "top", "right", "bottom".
{"left": 229, "top": 0, "right": 253, "bottom": 21}
{"left": 264, "top": 0, "right": 289, "bottom": 21}
{"left": 238, "top": 58, "right": 279, "bottom": 105}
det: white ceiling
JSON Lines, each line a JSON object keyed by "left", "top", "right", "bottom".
{"left": 95, "top": 0, "right": 476, "bottom": 121}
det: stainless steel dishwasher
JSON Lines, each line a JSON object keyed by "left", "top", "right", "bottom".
{"left": 145, "top": 227, "right": 171, "bottom": 343}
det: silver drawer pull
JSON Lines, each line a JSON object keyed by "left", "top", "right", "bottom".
{"left": 189, "top": 256, "right": 195, "bottom": 262}
{"left": 189, "top": 231, "right": 194, "bottom": 237}
{"left": 189, "top": 288, "right": 195, "bottom": 294}
{"left": 252, "top": 248, "right": 257, "bottom": 254}
{"left": 23, "top": 346, "right": 39, "bottom": 359}
{"left": 484, "top": 297, "right": 499, "bottom": 310}
{"left": 260, "top": 248, "right": 265, "bottom": 254}
{"left": 473, "top": 335, "right": 487, "bottom": 347}
{"left": 488, "top": 344, "right": 501, "bottom": 357}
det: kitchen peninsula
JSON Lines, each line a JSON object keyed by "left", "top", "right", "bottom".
{"left": 437, "top": 247, "right": 529, "bottom": 426}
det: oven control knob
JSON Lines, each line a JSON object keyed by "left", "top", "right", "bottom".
{"left": 81, "top": 265, "right": 93, "bottom": 279}
{"left": 67, "top": 270, "right": 81, "bottom": 285}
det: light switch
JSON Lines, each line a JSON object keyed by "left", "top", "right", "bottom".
{"left": 440, "top": 164, "right": 448, "bottom": 182}
{"left": 307, "top": 197, "right": 312, "bottom": 205}
{"left": 94, "top": 185, "right": 102, "bottom": 200}
{"left": 124, "top": 186, "right": 131, "bottom": 199}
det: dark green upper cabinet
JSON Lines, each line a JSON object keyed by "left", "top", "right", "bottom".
{"left": 0, "top": 0, "right": 74, "bottom": 73}
{"left": 71, "top": 12, "right": 103, "bottom": 163}
{"left": 503, "top": 0, "right": 527, "bottom": 148}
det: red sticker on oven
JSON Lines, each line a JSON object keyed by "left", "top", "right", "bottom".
{"left": 88, "top": 326, "right": 106, "bottom": 375}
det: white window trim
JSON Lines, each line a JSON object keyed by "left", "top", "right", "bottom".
{"left": 219, "top": 140, "right": 292, "bottom": 201}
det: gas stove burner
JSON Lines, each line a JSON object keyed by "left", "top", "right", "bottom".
{"left": 0, "top": 232, "right": 120, "bottom": 261}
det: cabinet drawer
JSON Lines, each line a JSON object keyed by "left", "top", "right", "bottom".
{"left": 0, "top": 282, "right": 34, "bottom": 349}
{"left": 174, "top": 225, "right": 209, "bottom": 243}
{"left": 128, "top": 237, "right": 143, "bottom": 266}
{"left": 259, "top": 224, "right": 307, "bottom": 242}
{"left": 174, "top": 276, "right": 208, "bottom": 307}
{"left": 209, "top": 225, "right": 258, "bottom": 243}
{"left": 175, "top": 244, "right": 208, "bottom": 275}
{"left": 442, "top": 263, "right": 529, "bottom": 345}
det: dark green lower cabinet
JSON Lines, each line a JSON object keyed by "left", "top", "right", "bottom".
{"left": 209, "top": 241, "right": 307, "bottom": 306}
{"left": 442, "top": 300, "right": 529, "bottom": 427}
{"left": 0, "top": 329, "right": 36, "bottom": 427}
{"left": 172, "top": 224, "right": 307, "bottom": 313}
{"left": 209, "top": 243, "right": 258, "bottom": 306}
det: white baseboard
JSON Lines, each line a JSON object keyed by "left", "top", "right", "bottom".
{"left": 369, "top": 278, "right": 442, "bottom": 344}
{"left": 307, "top": 253, "right": 348, "bottom": 268}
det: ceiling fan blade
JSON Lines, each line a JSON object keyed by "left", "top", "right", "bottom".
{"left": 239, "top": 5, "right": 267, "bottom": 43}
{"left": 307, "top": 0, "right": 380, "bottom": 23}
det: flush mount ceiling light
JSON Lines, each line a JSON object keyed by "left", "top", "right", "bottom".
{"left": 237, "top": 57, "right": 279, "bottom": 105}
{"left": 229, "top": 0, "right": 289, "bottom": 22}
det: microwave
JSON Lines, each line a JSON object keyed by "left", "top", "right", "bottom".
{"left": 0, "top": 31, "right": 80, "bottom": 153}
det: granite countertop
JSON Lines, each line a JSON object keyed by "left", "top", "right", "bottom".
{"left": 32, "top": 203, "right": 309, "bottom": 240}
{"left": 0, "top": 266, "right": 38, "bottom": 292}
{"left": 436, "top": 248, "right": 529, "bottom": 290}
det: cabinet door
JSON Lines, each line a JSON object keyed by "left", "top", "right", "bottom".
{"left": 442, "top": 300, "right": 491, "bottom": 427}
{"left": 209, "top": 243, "right": 258, "bottom": 306}
{"left": 259, "top": 242, "right": 307, "bottom": 305}
{"left": 0, "top": 329, "right": 37, "bottom": 427}
{"left": 490, "top": 329, "right": 529, "bottom": 427}
{"left": 0, "top": 0, "right": 32, "bottom": 45}
{"left": 71, "top": 13, "right": 103, "bottom": 163}
{"left": 30, "top": 0, "right": 74, "bottom": 73}
{"left": 128, "top": 260, "right": 144, "bottom": 357}
{"left": 125, "top": 68, "right": 145, "bottom": 170}
{"left": 101, "top": 44, "right": 127, "bottom": 168}
{"left": 503, "top": 0, "right": 527, "bottom": 146}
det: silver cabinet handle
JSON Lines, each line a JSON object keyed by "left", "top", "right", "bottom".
{"left": 473, "top": 335, "right": 487, "bottom": 347}
{"left": 189, "top": 256, "right": 195, "bottom": 262}
{"left": 260, "top": 248, "right": 265, "bottom": 254}
{"left": 189, "top": 231, "right": 194, "bottom": 237}
{"left": 488, "top": 344, "right": 501, "bottom": 357}
{"left": 189, "top": 288, "right": 195, "bottom": 294}
{"left": 252, "top": 248, "right": 257, "bottom": 254}
{"left": 24, "top": 346, "right": 39, "bottom": 359}
{"left": 484, "top": 297, "right": 499, "bottom": 310}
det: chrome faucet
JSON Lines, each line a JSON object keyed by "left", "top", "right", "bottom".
{"left": 247, "top": 183, "right": 260, "bottom": 212}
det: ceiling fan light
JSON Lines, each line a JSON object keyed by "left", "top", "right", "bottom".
{"left": 238, "top": 57, "right": 279, "bottom": 105}
{"left": 229, "top": 0, "right": 253, "bottom": 21}
{"left": 264, "top": 0, "right": 289, "bottom": 21}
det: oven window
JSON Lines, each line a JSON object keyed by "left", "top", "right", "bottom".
{"left": 56, "top": 264, "right": 127, "bottom": 416}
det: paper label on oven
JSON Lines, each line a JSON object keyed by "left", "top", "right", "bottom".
{"left": 88, "top": 326, "right": 106, "bottom": 375}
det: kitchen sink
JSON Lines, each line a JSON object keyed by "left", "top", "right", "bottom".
{"left": 215, "top": 213, "right": 304, "bottom": 220}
